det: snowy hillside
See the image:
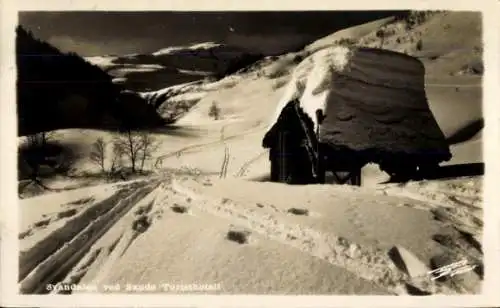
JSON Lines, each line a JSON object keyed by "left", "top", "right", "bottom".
{"left": 16, "top": 11, "right": 487, "bottom": 297}
{"left": 144, "top": 11, "right": 482, "bottom": 153}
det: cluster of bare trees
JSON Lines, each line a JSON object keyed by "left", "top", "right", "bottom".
{"left": 90, "top": 130, "right": 159, "bottom": 179}
{"left": 18, "top": 128, "right": 159, "bottom": 195}
{"left": 20, "top": 132, "right": 57, "bottom": 186}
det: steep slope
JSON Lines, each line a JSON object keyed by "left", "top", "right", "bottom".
{"left": 16, "top": 26, "right": 120, "bottom": 136}
{"left": 305, "top": 16, "right": 397, "bottom": 53}
{"left": 16, "top": 27, "right": 164, "bottom": 136}
{"left": 358, "top": 11, "right": 482, "bottom": 79}
{"left": 303, "top": 11, "right": 482, "bottom": 79}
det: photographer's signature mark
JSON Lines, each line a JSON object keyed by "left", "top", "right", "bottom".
{"left": 427, "top": 258, "right": 478, "bottom": 280}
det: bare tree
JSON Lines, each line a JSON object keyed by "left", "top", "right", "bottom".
{"left": 126, "top": 130, "right": 143, "bottom": 173}
{"left": 109, "top": 141, "right": 124, "bottom": 178}
{"left": 90, "top": 137, "right": 106, "bottom": 173}
{"left": 138, "top": 133, "right": 159, "bottom": 172}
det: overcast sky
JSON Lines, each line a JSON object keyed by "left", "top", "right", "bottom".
{"left": 19, "top": 11, "right": 401, "bottom": 56}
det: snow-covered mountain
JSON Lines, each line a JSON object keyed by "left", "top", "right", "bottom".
{"left": 86, "top": 42, "right": 263, "bottom": 92}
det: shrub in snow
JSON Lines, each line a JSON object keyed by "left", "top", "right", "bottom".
{"left": 209, "top": 101, "right": 221, "bottom": 120}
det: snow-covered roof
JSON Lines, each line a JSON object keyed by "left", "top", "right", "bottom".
{"left": 263, "top": 46, "right": 451, "bottom": 163}
{"left": 265, "top": 46, "right": 354, "bottom": 134}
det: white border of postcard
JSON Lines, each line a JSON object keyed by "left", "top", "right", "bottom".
{"left": 1, "top": 0, "right": 499, "bottom": 307}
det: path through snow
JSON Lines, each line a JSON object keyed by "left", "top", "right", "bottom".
{"left": 18, "top": 173, "right": 483, "bottom": 295}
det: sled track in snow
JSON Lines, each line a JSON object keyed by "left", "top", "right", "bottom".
{"left": 50, "top": 183, "right": 171, "bottom": 293}
{"left": 235, "top": 150, "right": 268, "bottom": 178}
{"left": 219, "top": 146, "right": 230, "bottom": 178}
{"left": 154, "top": 120, "right": 264, "bottom": 167}
{"left": 18, "top": 180, "right": 161, "bottom": 294}
{"left": 219, "top": 123, "right": 231, "bottom": 179}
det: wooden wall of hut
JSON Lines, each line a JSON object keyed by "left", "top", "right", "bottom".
{"left": 269, "top": 102, "right": 316, "bottom": 185}
{"left": 268, "top": 100, "right": 364, "bottom": 186}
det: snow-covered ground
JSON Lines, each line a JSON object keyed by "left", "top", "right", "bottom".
{"left": 18, "top": 171, "right": 483, "bottom": 295}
